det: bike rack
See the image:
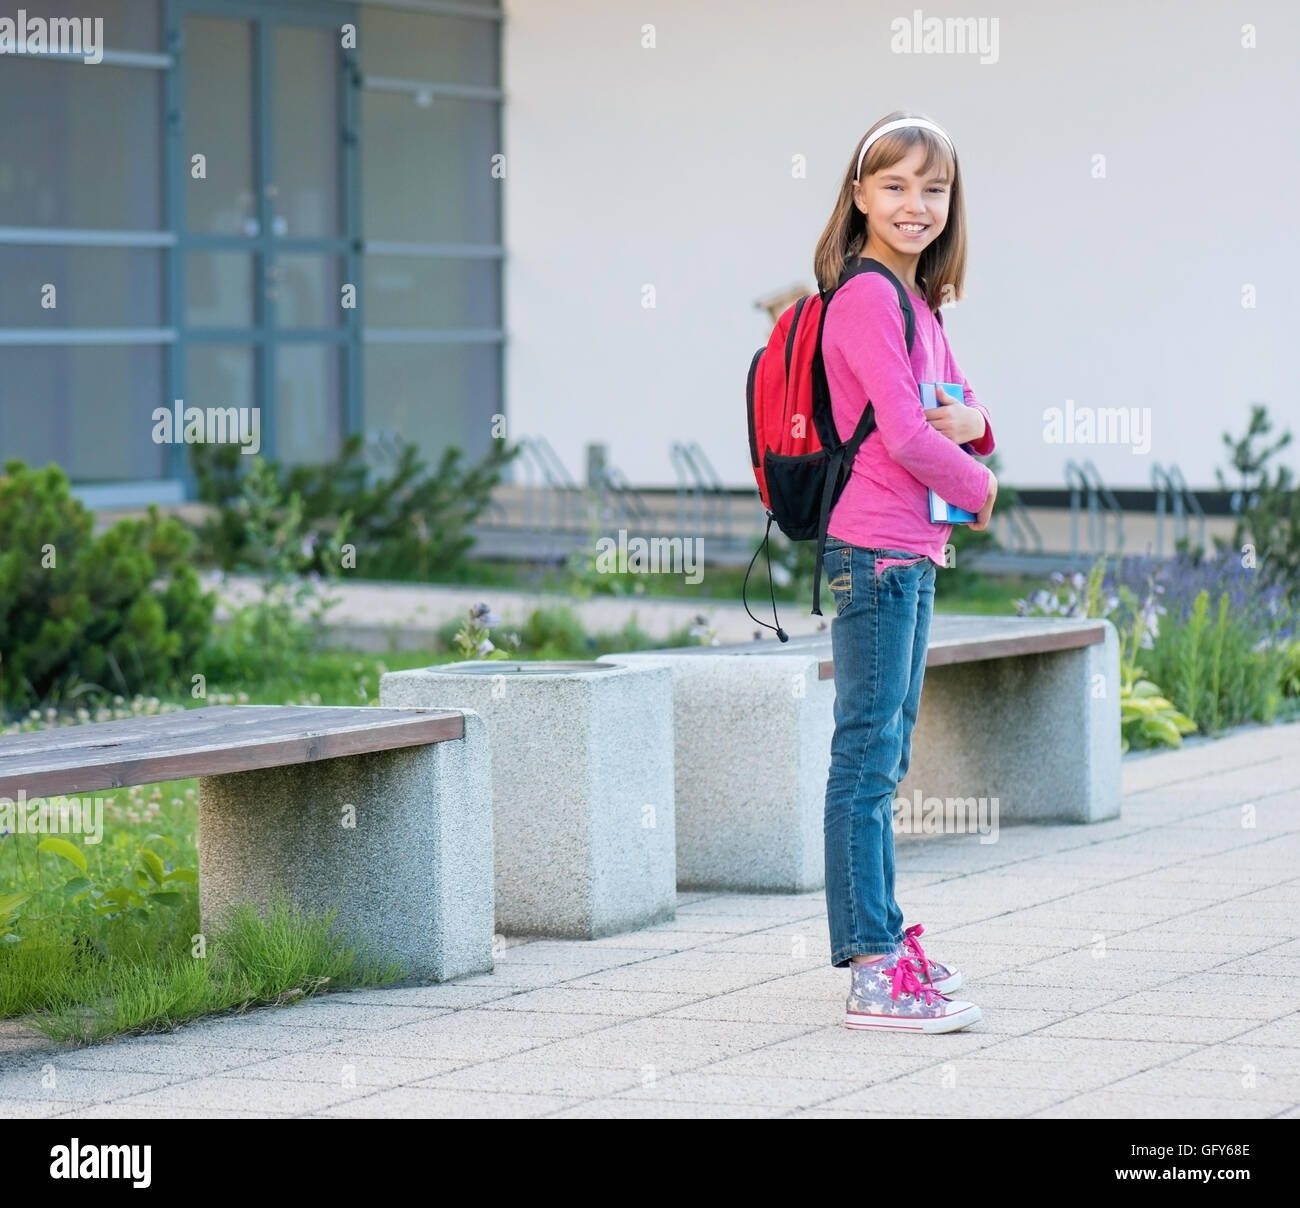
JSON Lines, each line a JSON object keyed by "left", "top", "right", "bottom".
{"left": 599, "top": 463, "right": 655, "bottom": 532}
{"left": 686, "top": 441, "right": 731, "bottom": 541}
{"left": 1166, "top": 462, "right": 1206, "bottom": 555}
{"left": 671, "top": 440, "right": 732, "bottom": 542}
{"left": 1065, "top": 458, "right": 1125, "bottom": 556}
{"left": 992, "top": 496, "right": 1043, "bottom": 554}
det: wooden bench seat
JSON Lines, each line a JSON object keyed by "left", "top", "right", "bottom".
{"left": 0, "top": 705, "right": 494, "bottom": 981}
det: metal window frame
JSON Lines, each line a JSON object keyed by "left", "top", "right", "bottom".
{"left": 335, "top": 0, "right": 502, "bottom": 24}
{"left": 0, "top": 227, "right": 176, "bottom": 247}
{"left": 3, "top": 0, "right": 504, "bottom": 493}
{"left": 2, "top": 48, "right": 174, "bottom": 69}
{"left": 164, "top": 0, "right": 362, "bottom": 489}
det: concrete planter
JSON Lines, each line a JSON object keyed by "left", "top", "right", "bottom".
{"left": 380, "top": 661, "right": 675, "bottom": 938}
{"left": 597, "top": 647, "right": 834, "bottom": 892}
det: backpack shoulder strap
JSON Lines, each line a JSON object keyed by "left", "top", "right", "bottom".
{"left": 820, "top": 258, "right": 915, "bottom": 457}
{"left": 807, "top": 259, "right": 919, "bottom": 618}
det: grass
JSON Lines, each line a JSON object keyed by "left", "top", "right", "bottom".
{"left": 934, "top": 572, "right": 1036, "bottom": 615}
{"left": 0, "top": 759, "right": 407, "bottom": 1043}
{"left": 4, "top": 898, "right": 403, "bottom": 1045}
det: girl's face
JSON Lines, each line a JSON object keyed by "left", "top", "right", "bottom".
{"left": 854, "top": 142, "right": 951, "bottom": 261}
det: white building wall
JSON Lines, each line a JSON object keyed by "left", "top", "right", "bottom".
{"left": 503, "top": 0, "right": 1297, "bottom": 491}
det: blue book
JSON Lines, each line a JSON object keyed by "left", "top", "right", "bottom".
{"left": 920, "top": 381, "right": 978, "bottom": 523}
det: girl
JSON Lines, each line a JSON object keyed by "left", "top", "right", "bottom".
{"left": 814, "top": 112, "right": 998, "bottom": 1033}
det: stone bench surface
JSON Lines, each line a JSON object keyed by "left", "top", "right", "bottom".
{"left": 0, "top": 705, "right": 464, "bottom": 799}
{"left": 646, "top": 615, "right": 1106, "bottom": 677}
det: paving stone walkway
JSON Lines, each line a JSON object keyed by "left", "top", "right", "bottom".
{"left": 2, "top": 719, "right": 1297, "bottom": 1119}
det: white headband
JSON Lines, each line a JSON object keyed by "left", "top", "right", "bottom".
{"left": 854, "top": 119, "right": 954, "bottom": 183}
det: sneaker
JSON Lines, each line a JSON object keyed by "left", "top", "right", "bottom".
{"left": 844, "top": 951, "right": 981, "bottom": 1033}
{"left": 897, "top": 923, "right": 962, "bottom": 994}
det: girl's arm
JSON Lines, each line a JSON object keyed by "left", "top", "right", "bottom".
{"left": 824, "top": 273, "right": 992, "bottom": 516}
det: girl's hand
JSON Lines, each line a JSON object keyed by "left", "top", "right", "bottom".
{"left": 970, "top": 471, "right": 998, "bottom": 531}
{"left": 924, "top": 387, "right": 985, "bottom": 444}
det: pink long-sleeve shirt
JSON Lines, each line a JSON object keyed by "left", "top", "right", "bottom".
{"left": 823, "top": 270, "right": 995, "bottom": 566}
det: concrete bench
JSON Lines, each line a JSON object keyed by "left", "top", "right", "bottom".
{"left": 0, "top": 705, "right": 493, "bottom": 981}
{"left": 380, "top": 661, "right": 676, "bottom": 939}
{"left": 600, "top": 615, "right": 1119, "bottom": 891}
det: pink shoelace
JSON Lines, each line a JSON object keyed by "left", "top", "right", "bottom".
{"left": 887, "top": 951, "right": 943, "bottom": 1006}
{"left": 900, "top": 923, "right": 935, "bottom": 981}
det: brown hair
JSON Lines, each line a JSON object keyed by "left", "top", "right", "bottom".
{"left": 813, "top": 110, "right": 967, "bottom": 311}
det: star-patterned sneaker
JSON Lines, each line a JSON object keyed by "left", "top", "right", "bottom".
{"left": 897, "top": 923, "right": 962, "bottom": 994}
{"left": 845, "top": 951, "right": 981, "bottom": 1033}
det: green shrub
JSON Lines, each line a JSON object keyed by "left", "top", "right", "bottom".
{"left": 1142, "top": 588, "right": 1280, "bottom": 734}
{"left": 0, "top": 461, "right": 214, "bottom": 718}
{"left": 197, "top": 457, "right": 344, "bottom": 685}
{"left": 1215, "top": 403, "right": 1300, "bottom": 603}
{"left": 1281, "top": 641, "right": 1300, "bottom": 698}
{"left": 190, "top": 433, "right": 518, "bottom": 580}
{"left": 517, "top": 606, "right": 592, "bottom": 659}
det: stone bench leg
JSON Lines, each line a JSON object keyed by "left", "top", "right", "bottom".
{"left": 597, "top": 651, "right": 834, "bottom": 892}
{"left": 197, "top": 710, "right": 493, "bottom": 981}
{"left": 898, "top": 621, "right": 1121, "bottom": 827}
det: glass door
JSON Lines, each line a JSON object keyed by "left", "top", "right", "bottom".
{"left": 171, "top": 0, "right": 357, "bottom": 480}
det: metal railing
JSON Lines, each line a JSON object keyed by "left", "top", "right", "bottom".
{"left": 597, "top": 463, "right": 655, "bottom": 531}
{"left": 1064, "top": 458, "right": 1125, "bottom": 556}
{"left": 991, "top": 495, "right": 1044, "bottom": 554}
{"left": 1151, "top": 462, "right": 1206, "bottom": 556}
{"left": 517, "top": 435, "right": 582, "bottom": 537}
{"left": 671, "top": 440, "right": 733, "bottom": 542}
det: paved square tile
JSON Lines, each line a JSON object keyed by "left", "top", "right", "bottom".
{"left": 18, "top": 719, "right": 1299, "bottom": 1119}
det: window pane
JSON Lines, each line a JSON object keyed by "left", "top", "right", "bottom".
{"left": 0, "top": 346, "right": 166, "bottom": 481}
{"left": 275, "top": 346, "right": 341, "bottom": 466}
{"left": 184, "top": 16, "right": 255, "bottom": 237}
{"left": 186, "top": 252, "right": 254, "bottom": 328}
{"left": 361, "top": 93, "right": 500, "bottom": 243}
{"left": 186, "top": 345, "right": 256, "bottom": 415}
{"left": 271, "top": 25, "right": 339, "bottom": 238}
{"left": 364, "top": 256, "right": 499, "bottom": 329}
{"left": 359, "top": 9, "right": 498, "bottom": 89}
{"left": 276, "top": 255, "right": 340, "bottom": 329}
{"left": 0, "top": 247, "right": 163, "bottom": 327}
{"left": 15, "top": 0, "right": 162, "bottom": 52}
{"left": 363, "top": 342, "right": 499, "bottom": 465}
{"left": 0, "top": 60, "right": 161, "bottom": 228}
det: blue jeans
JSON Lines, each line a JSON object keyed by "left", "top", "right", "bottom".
{"left": 822, "top": 536, "right": 936, "bottom": 968}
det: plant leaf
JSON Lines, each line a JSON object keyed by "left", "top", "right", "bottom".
{"left": 0, "top": 891, "right": 32, "bottom": 915}
{"left": 140, "top": 849, "right": 166, "bottom": 886}
{"left": 37, "top": 836, "right": 87, "bottom": 873}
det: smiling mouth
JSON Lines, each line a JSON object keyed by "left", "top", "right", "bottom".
{"left": 895, "top": 223, "right": 929, "bottom": 233}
